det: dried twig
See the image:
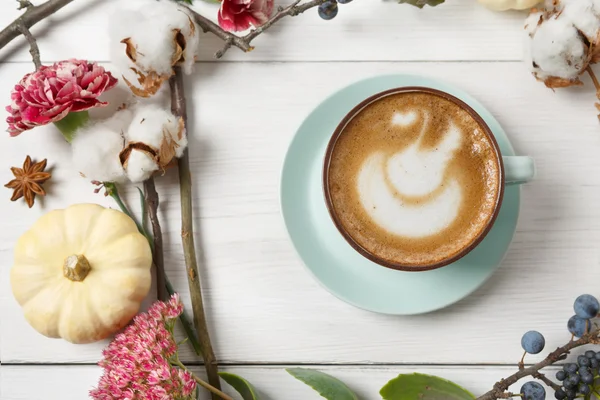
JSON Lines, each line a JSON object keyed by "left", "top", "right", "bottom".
{"left": 17, "top": 22, "right": 41, "bottom": 70}
{"left": 477, "top": 328, "right": 600, "bottom": 400}
{"left": 0, "top": 0, "right": 75, "bottom": 52}
{"left": 144, "top": 178, "right": 167, "bottom": 302}
{"left": 170, "top": 67, "right": 221, "bottom": 399}
{"left": 186, "top": 0, "right": 329, "bottom": 58}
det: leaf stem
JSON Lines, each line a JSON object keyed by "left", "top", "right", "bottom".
{"left": 172, "top": 359, "right": 233, "bottom": 400}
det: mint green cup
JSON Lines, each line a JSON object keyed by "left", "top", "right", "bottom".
{"left": 322, "top": 87, "right": 536, "bottom": 272}
{"left": 281, "top": 74, "right": 535, "bottom": 314}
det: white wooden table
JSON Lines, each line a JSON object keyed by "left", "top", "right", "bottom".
{"left": 1, "top": 1, "right": 600, "bottom": 398}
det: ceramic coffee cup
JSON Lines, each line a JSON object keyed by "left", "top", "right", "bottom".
{"left": 322, "top": 87, "right": 535, "bottom": 272}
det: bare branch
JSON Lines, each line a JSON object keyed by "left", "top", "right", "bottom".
{"left": 186, "top": 0, "right": 329, "bottom": 58}
{"left": 0, "top": 0, "right": 75, "bottom": 52}
{"left": 17, "top": 0, "right": 33, "bottom": 10}
{"left": 477, "top": 329, "right": 600, "bottom": 400}
{"left": 17, "top": 22, "right": 41, "bottom": 69}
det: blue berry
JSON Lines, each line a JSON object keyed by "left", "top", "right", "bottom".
{"left": 568, "top": 315, "right": 590, "bottom": 337}
{"left": 556, "top": 370, "right": 567, "bottom": 381}
{"left": 318, "top": 1, "right": 338, "bottom": 20}
{"left": 564, "top": 389, "right": 576, "bottom": 399}
{"left": 579, "top": 383, "right": 591, "bottom": 395}
{"left": 563, "top": 379, "right": 575, "bottom": 390}
{"left": 581, "top": 372, "right": 594, "bottom": 384}
{"left": 596, "top": 351, "right": 600, "bottom": 361}
{"left": 579, "top": 366, "right": 590, "bottom": 375}
{"left": 568, "top": 374, "right": 580, "bottom": 385}
{"left": 337, "top": 0, "right": 352, "bottom": 3}
{"left": 554, "top": 389, "right": 566, "bottom": 400}
{"left": 521, "top": 382, "right": 546, "bottom": 400}
{"left": 578, "top": 355, "right": 591, "bottom": 367}
{"left": 591, "top": 358, "right": 599, "bottom": 369}
{"left": 522, "top": 331, "right": 546, "bottom": 354}
{"left": 564, "top": 363, "right": 578, "bottom": 374}
{"left": 574, "top": 294, "right": 599, "bottom": 319}
{"left": 586, "top": 350, "right": 596, "bottom": 359}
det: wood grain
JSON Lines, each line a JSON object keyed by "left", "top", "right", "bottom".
{"left": 0, "top": 365, "right": 567, "bottom": 400}
{"left": 0, "top": 61, "right": 599, "bottom": 365}
{"left": 0, "top": 0, "right": 528, "bottom": 62}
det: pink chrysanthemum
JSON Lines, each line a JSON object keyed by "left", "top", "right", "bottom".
{"left": 90, "top": 294, "right": 196, "bottom": 400}
{"left": 6, "top": 59, "right": 118, "bottom": 136}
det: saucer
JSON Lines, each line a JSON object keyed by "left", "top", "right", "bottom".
{"left": 280, "top": 74, "right": 520, "bottom": 315}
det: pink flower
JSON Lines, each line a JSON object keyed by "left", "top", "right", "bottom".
{"left": 90, "top": 294, "right": 197, "bottom": 400}
{"left": 218, "top": 0, "right": 274, "bottom": 32}
{"left": 6, "top": 59, "right": 118, "bottom": 136}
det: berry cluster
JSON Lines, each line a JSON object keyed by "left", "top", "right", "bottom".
{"left": 518, "top": 294, "right": 600, "bottom": 400}
{"left": 554, "top": 351, "right": 600, "bottom": 399}
{"left": 317, "top": 0, "right": 352, "bottom": 20}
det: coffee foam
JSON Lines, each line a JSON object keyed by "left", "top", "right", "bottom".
{"left": 327, "top": 92, "right": 501, "bottom": 268}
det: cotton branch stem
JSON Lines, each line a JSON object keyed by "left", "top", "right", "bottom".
{"left": 477, "top": 329, "right": 600, "bottom": 400}
{"left": 186, "top": 0, "right": 329, "bottom": 58}
{"left": 0, "top": 0, "right": 74, "bottom": 52}
{"left": 588, "top": 66, "right": 600, "bottom": 93}
{"left": 144, "top": 178, "right": 167, "bottom": 302}
{"left": 170, "top": 67, "right": 222, "bottom": 398}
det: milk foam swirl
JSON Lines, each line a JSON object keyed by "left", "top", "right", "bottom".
{"left": 356, "top": 110, "right": 463, "bottom": 238}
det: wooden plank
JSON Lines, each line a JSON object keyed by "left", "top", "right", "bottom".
{"left": 0, "top": 0, "right": 528, "bottom": 62}
{"left": 0, "top": 61, "right": 598, "bottom": 364}
{"left": 0, "top": 364, "right": 565, "bottom": 400}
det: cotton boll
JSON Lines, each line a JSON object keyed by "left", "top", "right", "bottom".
{"left": 120, "top": 104, "right": 187, "bottom": 182}
{"left": 109, "top": 0, "right": 200, "bottom": 97}
{"left": 559, "top": 0, "right": 600, "bottom": 40}
{"left": 72, "top": 112, "right": 132, "bottom": 183}
{"left": 530, "top": 16, "right": 586, "bottom": 81}
{"left": 124, "top": 151, "right": 159, "bottom": 183}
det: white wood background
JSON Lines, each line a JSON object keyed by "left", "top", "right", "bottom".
{"left": 1, "top": 0, "right": 600, "bottom": 398}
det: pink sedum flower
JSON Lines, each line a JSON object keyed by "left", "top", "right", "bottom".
{"left": 218, "top": 0, "right": 274, "bottom": 32}
{"left": 6, "top": 59, "right": 117, "bottom": 136}
{"left": 90, "top": 294, "right": 197, "bottom": 400}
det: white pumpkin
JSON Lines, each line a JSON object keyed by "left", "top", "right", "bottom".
{"left": 477, "top": 0, "right": 540, "bottom": 10}
{"left": 10, "top": 203, "right": 152, "bottom": 344}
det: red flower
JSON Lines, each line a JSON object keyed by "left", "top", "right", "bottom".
{"left": 218, "top": 0, "right": 274, "bottom": 32}
{"left": 6, "top": 59, "right": 118, "bottom": 136}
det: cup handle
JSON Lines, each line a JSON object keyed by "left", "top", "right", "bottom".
{"left": 503, "top": 156, "right": 535, "bottom": 185}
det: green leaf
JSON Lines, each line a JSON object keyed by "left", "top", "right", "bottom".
{"left": 397, "top": 0, "right": 445, "bottom": 8}
{"left": 286, "top": 368, "right": 358, "bottom": 400}
{"left": 219, "top": 372, "right": 261, "bottom": 400}
{"left": 174, "top": 0, "right": 194, "bottom": 4}
{"left": 380, "top": 373, "right": 475, "bottom": 400}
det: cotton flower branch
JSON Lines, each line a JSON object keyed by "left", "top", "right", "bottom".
{"left": 186, "top": 0, "right": 330, "bottom": 58}
{"left": 144, "top": 178, "right": 167, "bottom": 302}
{"left": 476, "top": 328, "right": 600, "bottom": 400}
{"left": 0, "top": 0, "right": 74, "bottom": 52}
{"left": 170, "top": 66, "right": 222, "bottom": 398}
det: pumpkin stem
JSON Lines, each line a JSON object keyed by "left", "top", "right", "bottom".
{"left": 63, "top": 254, "right": 91, "bottom": 282}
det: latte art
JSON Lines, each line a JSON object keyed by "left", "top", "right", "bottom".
{"left": 357, "top": 116, "right": 463, "bottom": 238}
{"left": 326, "top": 91, "right": 501, "bottom": 269}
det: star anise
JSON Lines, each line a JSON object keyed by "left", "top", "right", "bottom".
{"left": 5, "top": 156, "right": 51, "bottom": 208}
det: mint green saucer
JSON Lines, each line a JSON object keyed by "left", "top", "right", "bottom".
{"left": 280, "top": 74, "right": 520, "bottom": 315}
